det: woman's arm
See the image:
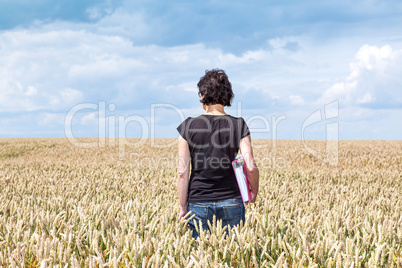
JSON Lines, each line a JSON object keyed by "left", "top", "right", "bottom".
{"left": 239, "top": 135, "right": 259, "bottom": 203}
{"left": 177, "top": 135, "right": 191, "bottom": 220}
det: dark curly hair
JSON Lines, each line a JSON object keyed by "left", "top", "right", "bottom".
{"left": 197, "top": 69, "right": 234, "bottom": 107}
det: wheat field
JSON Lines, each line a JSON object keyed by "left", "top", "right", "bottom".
{"left": 0, "top": 138, "right": 401, "bottom": 267}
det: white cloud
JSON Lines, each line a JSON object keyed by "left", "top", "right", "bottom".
{"left": 25, "top": 86, "right": 38, "bottom": 96}
{"left": 58, "top": 88, "right": 84, "bottom": 105}
{"left": 94, "top": 9, "right": 150, "bottom": 40}
{"left": 289, "top": 95, "right": 305, "bottom": 105}
{"left": 0, "top": 27, "right": 312, "bottom": 114}
{"left": 1, "top": 17, "right": 402, "bottom": 139}
{"left": 0, "top": 25, "right": 320, "bottom": 138}
{"left": 38, "top": 113, "right": 66, "bottom": 126}
{"left": 86, "top": 0, "right": 116, "bottom": 20}
{"left": 356, "top": 92, "right": 375, "bottom": 104}
{"left": 81, "top": 112, "right": 98, "bottom": 124}
{"left": 319, "top": 45, "right": 402, "bottom": 108}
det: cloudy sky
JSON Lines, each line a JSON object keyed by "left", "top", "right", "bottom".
{"left": 1, "top": 0, "right": 401, "bottom": 140}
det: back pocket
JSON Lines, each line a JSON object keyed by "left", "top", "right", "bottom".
{"left": 223, "top": 204, "right": 245, "bottom": 227}
{"left": 188, "top": 203, "right": 209, "bottom": 230}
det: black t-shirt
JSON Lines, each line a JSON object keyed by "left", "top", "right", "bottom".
{"left": 177, "top": 114, "right": 250, "bottom": 202}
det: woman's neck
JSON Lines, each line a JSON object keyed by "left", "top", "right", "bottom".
{"left": 204, "top": 104, "right": 226, "bottom": 115}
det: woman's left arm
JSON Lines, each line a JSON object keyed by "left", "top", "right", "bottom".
{"left": 177, "top": 135, "right": 190, "bottom": 220}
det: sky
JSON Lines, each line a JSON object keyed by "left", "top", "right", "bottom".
{"left": 1, "top": 0, "right": 402, "bottom": 141}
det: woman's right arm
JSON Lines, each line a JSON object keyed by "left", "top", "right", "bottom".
{"left": 239, "top": 135, "right": 259, "bottom": 202}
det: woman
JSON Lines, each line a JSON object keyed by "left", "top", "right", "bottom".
{"left": 177, "top": 69, "right": 259, "bottom": 238}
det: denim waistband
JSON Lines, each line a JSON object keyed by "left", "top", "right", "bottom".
{"left": 189, "top": 197, "right": 243, "bottom": 206}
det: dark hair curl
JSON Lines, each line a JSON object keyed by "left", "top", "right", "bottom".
{"left": 197, "top": 69, "right": 234, "bottom": 107}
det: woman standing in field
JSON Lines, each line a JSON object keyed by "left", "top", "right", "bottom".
{"left": 176, "top": 69, "right": 259, "bottom": 238}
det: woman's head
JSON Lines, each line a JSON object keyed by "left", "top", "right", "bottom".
{"left": 197, "top": 69, "right": 234, "bottom": 107}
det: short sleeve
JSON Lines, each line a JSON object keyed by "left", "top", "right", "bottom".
{"left": 176, "top": 117, "right": 191, "bottom": 141}
{"left": 240, "top": 117, "right": 250, "bottom": 139}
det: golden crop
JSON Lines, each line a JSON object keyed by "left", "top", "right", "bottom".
{"left": 0, "top": 138, "right": 401, "bottom": 267}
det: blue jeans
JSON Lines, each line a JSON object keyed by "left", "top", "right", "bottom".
{"left": 187, "top": 197, "right": 245, "bottom": 239}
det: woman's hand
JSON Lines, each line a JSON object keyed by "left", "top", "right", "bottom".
{"left": 178, "top": 207, "right": 188, "bottom": 221}
{"left": 250, "top": 190, "right": 258, "bottom": 203}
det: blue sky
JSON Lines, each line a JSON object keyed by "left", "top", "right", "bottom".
{"left": 1, "top": 0, "right": 402, "bottom": 140}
